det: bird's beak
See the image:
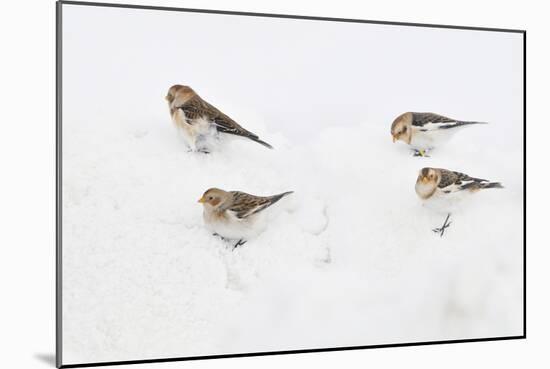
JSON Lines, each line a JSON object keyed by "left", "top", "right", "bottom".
{"left": 421, "top": 176, "right": 429, "bottom": 183}
{"left": 198, "top": 196, "right": 206, "bottom": 203}
{"left": 392, "top": 135, "right": 396, "bottom": 143}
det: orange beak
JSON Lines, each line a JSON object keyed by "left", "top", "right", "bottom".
{"left": 198, "top": 196, "right": 206, "bottom": 203}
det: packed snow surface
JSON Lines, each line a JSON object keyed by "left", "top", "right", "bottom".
{"left": 61, "top": 5, "right": 524, "bottom": 364}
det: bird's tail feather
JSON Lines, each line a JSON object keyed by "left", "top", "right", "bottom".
{"left": 270, "top": 191, "right": 294, "bottom": 204}
{"left": 460, "top": 181, "right": 503, "bottom": 191}
{"left": 482, "top": 182, "right": 504, "bottom": 189}
{"left": 249, "top": 136, "right": 274, "bottom": 149}
{"left": 456, "top": 120, "right": 489, "bottom": 126}
{"left": 224, "top": 130, "right": 274, "bottom": 149}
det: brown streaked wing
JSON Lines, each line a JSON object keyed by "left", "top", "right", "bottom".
{"left": 199, "top": 100, "right": 260, "bottom": 139}
{"left": 178, "top": 96, "right": 214, "bottom": 123}
{"left": 180, "top": 96, "right": 261, "bottom": 140}
{"left": 412, "top": 112, "right": 455, "bottom": 127}
{"left": 227, "top": 191, "right": 271, "bottom": 219}
{"left": 437, "top": 169, "right": 460, "bottom": 188}
{"left": 452, "top": 171, "right": 487, "bottom": 184}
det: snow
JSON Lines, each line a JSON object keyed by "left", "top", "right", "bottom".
{"left": 61, "top": 4, "right": 524, "bottom": 365}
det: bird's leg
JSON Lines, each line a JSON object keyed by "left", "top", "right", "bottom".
{"left": 432, "top": 213, "right": 452, "bottom": 237}
{"left": 194, "top": 134, "right": 211, "bottom": 154}
{"left": 438, "top": 214, "right": 452, "bottom": 237}
{"left": 233, "top": 239, "right": 247, "bottom": 250}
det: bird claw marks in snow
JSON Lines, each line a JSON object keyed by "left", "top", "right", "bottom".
{"left": 295, "top": 198, "right": 330, "bottom": 236}
{"left": 432, "top": 213, "right": 452, "bottom": 237}
{"left": 132, "top": 130, "right": 149, "bottom": 139}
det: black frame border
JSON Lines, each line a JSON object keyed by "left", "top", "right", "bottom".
{"left": 55, "top": 1, "right": 526, "bottom": 367}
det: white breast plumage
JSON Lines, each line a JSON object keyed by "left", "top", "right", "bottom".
{"left": 203, "top": 209, "right": 263, "bottom": 240}
{"left": 415, "top": 181, "right": 437, "bottom": 199}
{"left": 172, "top": 111, "right": 218, "bottom": 152}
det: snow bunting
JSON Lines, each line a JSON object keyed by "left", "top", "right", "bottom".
{"left": 198, "top": 188, "right": 293, "bottom": 248}
{"left": 166, "top": 85, "right": 273, "bottom": 152}
{"left": 415, "top": 167, "right": 503, "bottom": 236}
{"left": 391, "top": 112, "right": 487, "bottom": 156}
{"left": 415, "top": 167, "right": 503, "bottom": 200}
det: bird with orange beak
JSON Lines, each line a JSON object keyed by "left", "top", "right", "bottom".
{"left": 166, "top": 84, "right": 273, "bottom": 153}
{"left": 415, "top": 167, "right": 503, "bottom": 200}
{"left": 198, "top": 188, "right": 293, "bottom": 248}
{"left": 391, "top": 112, "right": 487, "bottom": 157}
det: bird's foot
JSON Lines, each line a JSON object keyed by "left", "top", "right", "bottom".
{"left": 413, "top": 149, "right": 430, "bottom": 157}
{"left": 432, "top": 213, "right": 452, "bottom": 237}
{"left": 233, "top": 239, "right": 247, "bottom": 250}
{"left": 213, "top": 233, "right": 246, "bottom": 250}
{"left": 187, "top": 148, "right": 210, "bottom": 154}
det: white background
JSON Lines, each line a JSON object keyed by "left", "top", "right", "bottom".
{"left": 60, "top": 2, "right": 524, "bottom": 365}
{"left": 0, "top": 0, "right": 548, "bottom": 369}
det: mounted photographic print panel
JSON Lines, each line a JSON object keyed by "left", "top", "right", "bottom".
{"left": 57, "top": 1, "right": 525, "bottom": 367}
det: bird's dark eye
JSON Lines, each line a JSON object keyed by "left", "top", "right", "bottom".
{"left": 403, "top": 127, "right": 407, "bottom": 133}
{"left": 209, "top": 196, "right": 213, "bottom": 200}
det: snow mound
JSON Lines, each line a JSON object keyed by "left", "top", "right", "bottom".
{"left": 62, "top": 105, "right": 523, "bottom": 362}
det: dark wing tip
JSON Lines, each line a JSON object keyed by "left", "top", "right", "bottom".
{"left": 268, "top": 190, "right": 294, "bottom": 205}
{"left": 459, "top": 120, "right": 489, "bottom": 125}
{"left": 251, "top": 137, "right": 274, "bottom": 149}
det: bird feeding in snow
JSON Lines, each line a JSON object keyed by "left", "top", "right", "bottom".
{"left": 415, "top": 167, "right": 503, "bottom": 236}
{"left": 391, "top": 112, "right": 487, "bottom": 157}
{"left": 166, "top": 85, "right": 273, "bottom": 153}
{"left": 198, "top": 188, "right": 293, "bottom": 249}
